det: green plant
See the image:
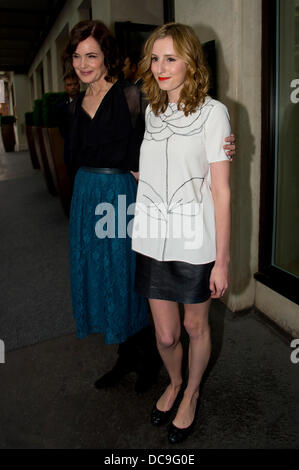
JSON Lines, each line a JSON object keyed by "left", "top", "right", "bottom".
{"left": 24, "top": 112, "right": 34, "bottom": 126}
{"left": 33, "top": 99, "right": 43, "bottom": 126}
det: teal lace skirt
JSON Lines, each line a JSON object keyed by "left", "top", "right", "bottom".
{"left": 69, "top": 167, "right": 149, "bottom": 344}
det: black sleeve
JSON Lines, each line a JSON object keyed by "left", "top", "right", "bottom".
{"left": 127, "top": 122, "right": 143, "bottom": 171}
{"left": 122, "top": 84, "right": 146, "bottom": 171}
{"left": 62, "top": 94, "right": 84, "bottom": 174}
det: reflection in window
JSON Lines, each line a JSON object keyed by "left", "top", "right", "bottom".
{"left": 273, "top": 0, "right": 299, "bottom": 277}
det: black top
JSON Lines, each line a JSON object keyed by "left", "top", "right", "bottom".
{"left": 68, "top": 81, "right": 144, "bottom": 173}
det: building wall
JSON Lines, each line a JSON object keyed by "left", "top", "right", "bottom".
{"left": 111, "top": 0, "right": 163, "bottom": 27}
{"left": 28, "top": 0, "right": 84, "bottom": 94}
{"left": 175, "top": 0, "right": 299, "bottom": 335}
{"left": 175, "top": 0, "right": 262, "bottom": 312}
{"left": 91, "top": 0, "right": 111, "bottom": 28}
{"left": 255, "top": 282, "right": 299, "bottom": 337}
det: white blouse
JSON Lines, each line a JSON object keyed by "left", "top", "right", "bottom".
{"left": 132, "top": 96, "right": 231, "bottom": 265}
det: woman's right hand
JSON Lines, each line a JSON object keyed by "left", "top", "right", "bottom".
{"left": 209, "top": 263, "right": 229, "bottom": 298}
{"left": 130, "top": 171, "right": 139, "bottom": 181}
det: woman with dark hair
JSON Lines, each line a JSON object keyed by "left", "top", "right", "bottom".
{"left": 62, "top": 20, "right": 155, "bottom": 378}
{"left": 132, "top": 23, "right": 232, "bottom": 443}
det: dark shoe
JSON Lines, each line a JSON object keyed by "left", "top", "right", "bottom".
{"left": 167, "top": 401, "right": 199, "bottom": 444}
{"left": 94, "top": 363, "right": 133, "bottom": 389}
{"left": 167, "top": 421, "right": 195, "bottom": 444}
{"left": 151, "top": 405, "right": 175, "bottom": 426}
{"left": 151, "top": 387, "right": 183, "bottom": 426}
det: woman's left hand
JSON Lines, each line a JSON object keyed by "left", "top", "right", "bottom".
{"left": 209, "top": 264, "right": 229, "bottom": 298}
{"left": 223, "top": 134, "right": 236, "bottom": 160}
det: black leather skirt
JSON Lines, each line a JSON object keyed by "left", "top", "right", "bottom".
{"left": 135, "top": 253, "right": 215, "bottom": 304}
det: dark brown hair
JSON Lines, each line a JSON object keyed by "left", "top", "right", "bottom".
{"left": 62, "top": 20, "right": 123, "bottom": 82}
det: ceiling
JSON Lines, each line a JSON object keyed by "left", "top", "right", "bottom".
{"left": 0, "top": 0, "right": 67, "bottom": 74}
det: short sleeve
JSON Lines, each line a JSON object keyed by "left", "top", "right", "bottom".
{"left": 204, "top": 103, "right": 231, "bottom": 163}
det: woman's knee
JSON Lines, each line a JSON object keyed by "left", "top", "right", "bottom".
{"left": 156, "top": 331, "right": 180, "bottom": 350}
{"left": 150, "top": 300, "right": 181, "bottom": 350}
{"left": 183, "top": 316, "right": 210, "bottom": 340}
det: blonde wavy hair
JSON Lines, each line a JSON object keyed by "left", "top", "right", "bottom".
{"left": 139, "top": 23, "right": 210, "bottom": 116}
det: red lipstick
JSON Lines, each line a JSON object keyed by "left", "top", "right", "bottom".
{"left": 158, "top": 77, "right": 170, "bottom": 81}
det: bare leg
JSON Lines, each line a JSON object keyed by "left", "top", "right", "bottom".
{"left": 172, "top": 298, "right": 211, "bottom": 428}
{"left": 149, "top": 298, "right": 183, "bottom": 411}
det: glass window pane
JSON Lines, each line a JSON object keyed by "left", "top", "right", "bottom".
{"left": 273, "top": 0, "right": 299, "bottom": 277}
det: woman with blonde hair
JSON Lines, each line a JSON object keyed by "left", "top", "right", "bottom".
{"left": 132, "top": 23, "right": 232, "bottom": 443}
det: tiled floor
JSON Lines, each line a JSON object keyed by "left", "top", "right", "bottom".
{"left": 0, "top": 149, "right": 37, "bottom": 181}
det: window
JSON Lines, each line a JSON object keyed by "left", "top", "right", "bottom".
{"left": 256, "top": 0, "right": 299, "bottom": 304}
{"left": 273, "top": 0, "right": 299, "bottom": 277}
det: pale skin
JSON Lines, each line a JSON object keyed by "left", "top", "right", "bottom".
{"left": 147, "top": 36, "right": 231, "bottom": 429}
{"left": 72, "top": 36, "right": 116, "bottom": 118}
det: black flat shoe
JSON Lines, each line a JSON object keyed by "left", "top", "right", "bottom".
{"left": 151, "top": 405, "right": 174, "bottom": 426}
{"left": 168, "top": 421, "right": 195, "bottom": 444}
{"left": 168, "top": 401, "right": 199, "bottom": 444}
{"left": 151, "top": 387, "right": 183, "bottom": 426}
